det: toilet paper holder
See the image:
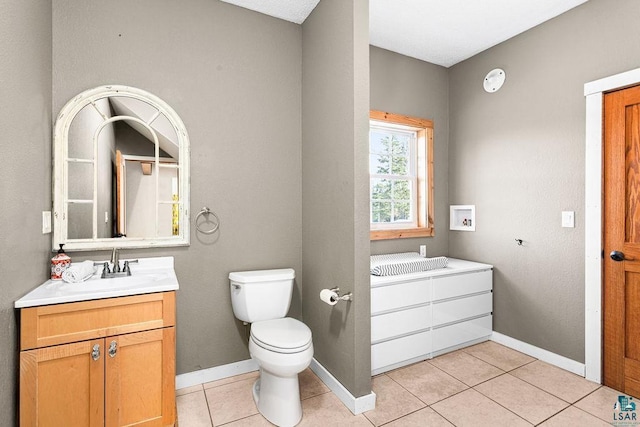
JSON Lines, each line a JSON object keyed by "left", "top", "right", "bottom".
{"left": 329, "top": 287, "right": 353, "bottom": 302}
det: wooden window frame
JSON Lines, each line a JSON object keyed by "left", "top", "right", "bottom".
{"left": 369, "top": 110, "right": 434, "bottom": 240}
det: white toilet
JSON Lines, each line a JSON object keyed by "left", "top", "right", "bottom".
{"left": 229, "top": 268, "right": 313, "bottom": 427}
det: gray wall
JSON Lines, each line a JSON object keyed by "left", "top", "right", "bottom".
{"left": 448, "top": 0, "right": 640, "bottom": 362}
{"left": 52, "top": 0, "right": 303, "bottom": 374}
{"left": 370, "top": 46, "right": 449, "bottom": 257}
{"left": 302, "top": 0, "right": 371, "bottom": 397}
{"left": 0, "top": 0, "right": 52, "bottom": 425}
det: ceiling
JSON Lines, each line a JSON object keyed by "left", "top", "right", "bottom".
{"left": 219, "top": 0, "right": 589, "bottom": 67}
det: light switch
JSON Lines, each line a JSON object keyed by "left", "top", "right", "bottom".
{"left": 42, "top": 211, "right": 52, "bottom": 234}
{"left": 562, "top": 211, "right": 575, "bottom": 228}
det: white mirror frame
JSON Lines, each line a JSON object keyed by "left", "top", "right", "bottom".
{"left": 53, "top": 85, "right": 190, "bottom": 251}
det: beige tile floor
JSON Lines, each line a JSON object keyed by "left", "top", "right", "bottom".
{"left": 176, "top": 342, "right": 627, "bottom": 426}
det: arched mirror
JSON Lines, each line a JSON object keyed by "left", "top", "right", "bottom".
{"left": 53, "top": 85, "right": 190, "bottom": 250}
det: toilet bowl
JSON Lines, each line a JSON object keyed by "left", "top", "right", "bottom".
{"left": 249, "top": 317, "right": 313, "bottom": 427}
{"left": 229, "top": 269, "right": 314, "bottom": 427}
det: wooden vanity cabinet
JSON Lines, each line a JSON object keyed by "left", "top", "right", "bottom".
{"left": 19, "top": 291, "right": 176, "bottom": 427}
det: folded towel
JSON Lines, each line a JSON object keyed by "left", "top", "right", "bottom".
{"left": 370, "top": 252, "right": 448, "bottom": 276}
{"left": 62, "top": 260, "right": 97, "bottom": 283}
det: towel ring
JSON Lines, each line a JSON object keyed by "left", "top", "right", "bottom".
{"left": 195, "top": 207, "right": 220, "bottom": 234}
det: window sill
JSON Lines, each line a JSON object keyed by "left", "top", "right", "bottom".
{"left": 370, "top": 227, "right": 434, "bottom": 240}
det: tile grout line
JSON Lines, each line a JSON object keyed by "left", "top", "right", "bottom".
{"left": 558, "top": 404, "right": 609, "bottom": 426}
{"left": 460, "top": 344, "right": 539, "bottom": 373}
{"left": 383, "top": 362, "right": 470, "bottom": 408}
{"left": 571, "top": 386, "right": 618, "bottom": 424}
{"left": 176, "top": 384, "right": 205, "bottom": 397}
{"left": 374, "top": 407, "right": 423, "bottom": 427}
{"left": 472, "top": 372, "right": 573, "bottom": 425}
{"left": 572, "top": 384, "right": 603, "bottom": 405}
{"left": 426, "top": 357, "right": 507, "bottom": 389}
{"left": 451, "top": 387, "right": 537, "bottom": 427}
{"left": 462, "top": 370, "right": 560, "bottom": 426}
{"left": 202, "top": 388, "right": 216, "bottom": 427}
{"left": 428, "top": 409, "right": 457, "bottom": 426}
{"left": 471, "top": 375, "right": 570, "bottom": 426}
{"left": 532, "top": 405, "right": 575, "bottom": 426}
{"left": 365, "top": 373, "right": 428, "bottom": 426}
{"left": 505, "top": 362, "right": 600, "bottom": 406}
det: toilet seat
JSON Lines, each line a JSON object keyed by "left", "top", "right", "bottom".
{"left": 251, "top": 317, "right": 312, "bottom": 354}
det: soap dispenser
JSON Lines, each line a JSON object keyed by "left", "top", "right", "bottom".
{"left": 51, "top": 244, "right": 71, "bottom": 280}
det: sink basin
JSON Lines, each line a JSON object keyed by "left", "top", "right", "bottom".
{"left": 15, "top": 256, "right": 179, "bottom": 308}
{"left": 60, "top": 271, "right": 169, "bottom": 292}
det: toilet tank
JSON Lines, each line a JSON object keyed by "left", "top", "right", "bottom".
{"left": 229, "top": 268, "right": 295, "bottom": 323}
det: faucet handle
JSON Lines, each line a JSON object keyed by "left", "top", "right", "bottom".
{"left": 123, "top": 259, "right": 138, "bottom": 276}
{"left": 100, "top": 262, "right": 111, "bottom": 278}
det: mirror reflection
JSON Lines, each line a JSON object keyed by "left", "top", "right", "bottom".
{"left": 54, "top": 86, "right": 190, "bottom": 250}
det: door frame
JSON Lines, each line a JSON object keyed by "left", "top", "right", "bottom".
{"left": 584, "top": 67, "right": 640, "bottom": 383}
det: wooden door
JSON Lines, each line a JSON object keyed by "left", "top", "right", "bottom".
{"left": 603, "top": 84, "right": 640, "bottom": 398}
{"left": 105, "top": 328, "right": 176, "bottom": 427}
{"left": 20, "top": 339, "right": 105, "bottom": 426}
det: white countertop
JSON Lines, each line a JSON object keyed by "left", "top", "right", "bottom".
{"left": 15, "top": 256, "right": 179, "bottom": 308}
{"left": 370, "top": 258, "right": 492, "bottom": 287}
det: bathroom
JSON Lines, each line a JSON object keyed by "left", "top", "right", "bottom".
{"left": 3, "top": 0, "right": 640, "bottom": 425}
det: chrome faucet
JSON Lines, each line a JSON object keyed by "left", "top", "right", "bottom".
{"left": 110, "top": 248, "right": 120, "bottom": 273}
{"left": 98, "top": 248, "right": 138, "bottom": 278}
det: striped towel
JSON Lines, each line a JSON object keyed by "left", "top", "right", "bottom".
{"left": 370, "top": 252, "right": 448, "bottom": 276}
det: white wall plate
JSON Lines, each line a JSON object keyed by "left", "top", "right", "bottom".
{"left": 484, "top": 68, "right": 506, "bottom": 92}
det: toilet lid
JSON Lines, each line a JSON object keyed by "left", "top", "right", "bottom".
{"left": 251, "top": 318, "right": 312, "bottom": 354}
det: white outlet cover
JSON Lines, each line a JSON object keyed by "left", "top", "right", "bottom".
{"left": 419, "top": 245, "right": 426, "bottom": 257}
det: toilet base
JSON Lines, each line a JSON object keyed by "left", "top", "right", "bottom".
{"left": 253, "top": 370, "right": 302, "bottom": 427}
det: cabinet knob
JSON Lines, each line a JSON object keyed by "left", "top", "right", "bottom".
{"left": 91, "top": 344, "right": 100, "bottom": 361}
{"left": 108, "top": 341, "right": 118, "bottom": 358}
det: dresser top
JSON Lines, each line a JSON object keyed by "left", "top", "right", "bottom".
{"left": 370, "top": 257, "right": 492, "bottom": 287}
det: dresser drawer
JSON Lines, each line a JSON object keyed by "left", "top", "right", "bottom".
{"left": 432, "top": 292, "right": 492, "bottom": 327}
{"left": 371, "top": 279, "right": 431, "bottom": 315}
{"left": 432, "top": 315, "right": 492, "bottom": 353}
{"left": 432, "top": 270, "right": 491, "bottom": 301}
{"left": 371, "top": 304, "right": 432, "bottom": 343}
{"left": 372, "top": 330, "right": 432, "bottom": 372}
{"left": 20, "top": 291, "right": 176, "bottom": 350}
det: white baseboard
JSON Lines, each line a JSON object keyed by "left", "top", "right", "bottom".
{"left": 309, "top": 358, "right": 376, "bottom": 415}
{"left": 491, "top": 332, "right": 586, "bottom": 377}
{"left": 175, "top": 358, "right": 258, "bottom": 390}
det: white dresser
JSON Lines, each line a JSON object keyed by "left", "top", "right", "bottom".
{"left": 370, "top": 258, "right": 493, "bottom": 375}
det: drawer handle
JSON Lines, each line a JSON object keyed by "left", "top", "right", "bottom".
{"left": 108, "top": 341, "right": 117, "bottom": 358}
{"left": 91, "top": 344, "right": 100, "bottom": 361}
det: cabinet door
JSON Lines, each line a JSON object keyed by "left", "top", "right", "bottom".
{"left": 20, "top": 339, "right": 105, "bottom": 427}
{"left": 105, "top": 328, "right": 175, "bottom": 427}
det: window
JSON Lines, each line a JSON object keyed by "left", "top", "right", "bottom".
{"left": 369, "top": 110, "right": 434, "bottom": 240}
